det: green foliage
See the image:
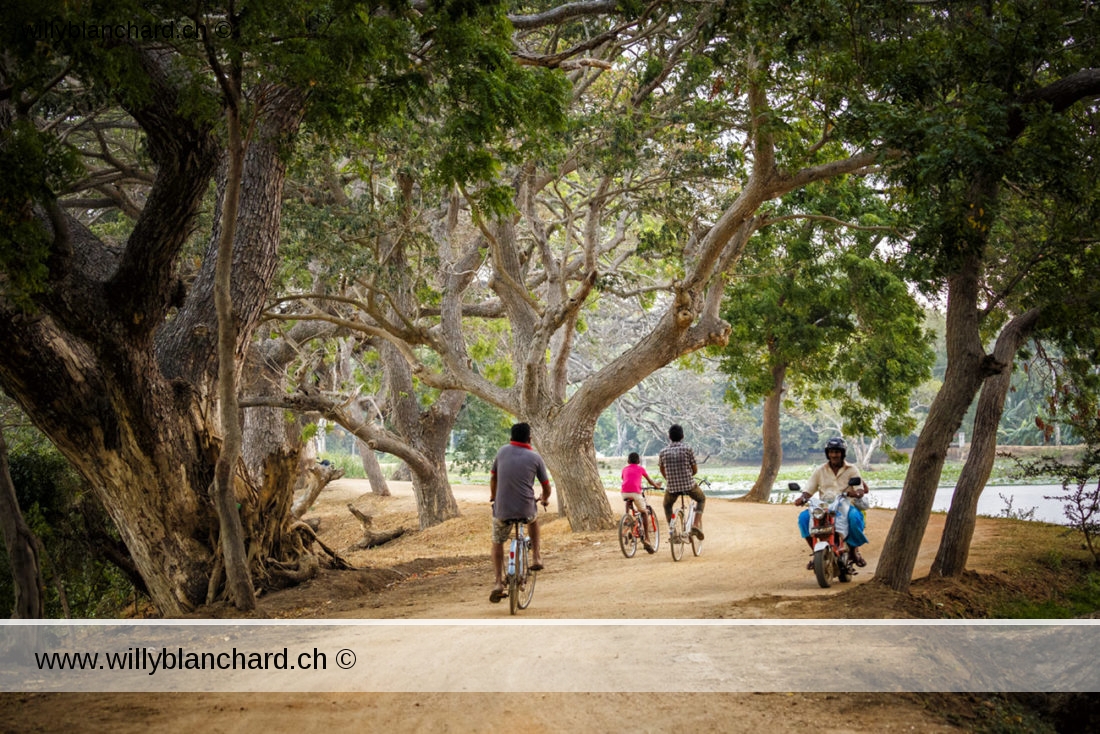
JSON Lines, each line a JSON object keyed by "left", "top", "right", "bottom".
{"left": 289, "top": 0, "right": 570, "bottom": 211}
{"left": 840, "top": 0, "right": 1100, "bottom": 285}
{"left": 0, "top": 121, "right": 83, "bottom": 308}
{"left": 449, "top": 395, "right": 511, "bottom": 476}
{"left": 713, "top": 176, "right": 934, "bottom": 439}
{"left": 6, "top": 441, "right": 81, "bottom": 527}
{"left": 318, "top": 451, "right": 366, "bottom": 479}
{"left": 2, "top": 440, "right": 137, "bottom": 618}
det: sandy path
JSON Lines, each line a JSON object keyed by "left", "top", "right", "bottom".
{"left": 0, "top": 479, "right": 1003, "bottom": 732}
{"left": 319, "top": 479, "right": 958, "bottom": 619}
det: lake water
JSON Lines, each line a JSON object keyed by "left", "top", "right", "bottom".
{"left": 709, "top": 483, "right": 1080, "bottom": 525}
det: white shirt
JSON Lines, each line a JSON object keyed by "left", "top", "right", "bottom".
{"left": 804, "top": 460, "right": 861, "bottom": 503}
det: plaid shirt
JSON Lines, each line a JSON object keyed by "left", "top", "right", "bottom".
{"left": 658, "top": 441, "right": 696, "bottom": 495}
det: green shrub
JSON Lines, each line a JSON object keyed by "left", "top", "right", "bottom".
{"left": 2, "top": 442, "right": 138, "bottom": 618}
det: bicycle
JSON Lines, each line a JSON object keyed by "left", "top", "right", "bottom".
{"left": 503, "top": 518, "right": 537, "bottom": 615}
{"left": 669, "top": 478, "right": 709, "bottom": 561}
{"left": 618, "top": 488, "right": 661, "bottom": 558}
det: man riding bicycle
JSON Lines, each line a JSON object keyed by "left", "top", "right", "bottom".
{"left": 488, "top": 422, "right": 551, "bottom": 603}
{"left": 658, "top": 424, "right": 705, "bottom": 540}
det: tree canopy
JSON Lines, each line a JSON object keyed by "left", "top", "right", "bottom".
{"left": 3, "top": 0, "right": 1100, "bottom": 613}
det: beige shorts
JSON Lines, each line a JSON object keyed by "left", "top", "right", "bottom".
{"left": 492, "top": 515, "right": 535, "bottom": 544}
{"left": 621, "top": 492, "right": 648, "bottom": 515}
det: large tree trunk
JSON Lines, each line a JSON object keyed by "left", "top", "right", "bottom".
{"left": 874, "top": 254, "right": 997, "bottom": 592}
{"left": 0, "top": 314, "right": 219, "bottom": 614}
{"left": 537, "top": 417, "right": 616, "bottom": 531}
{"left": 931, "top": 309, "right": 1041, "bottom": 577}
{"left": 0, "top": 70, "right": 306, "bottom": 614}
{"left": 408, "top": 458, "right": 461, "bottom": 528}
{"left": 743, "top": 361, "right": 786, "bottom": 502}
{"left": 241, "top": 345, "right": 308, "bottom": 502}
{"left": 0, "top": 427, "right": 44, "bottom": 618}
{"left": 358, "top": 441, "right": 392, "bottom": 496}
{"left": 379, "top": 342, "right": 463, "bottom": 527}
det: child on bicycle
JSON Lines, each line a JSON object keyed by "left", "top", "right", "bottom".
{"left": 621, "top": 452, "right": 661, "bottom": 552}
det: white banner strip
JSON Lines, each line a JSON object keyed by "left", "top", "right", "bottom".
{"left": 2, "top": 621, "right": 1096, "bottom": 693}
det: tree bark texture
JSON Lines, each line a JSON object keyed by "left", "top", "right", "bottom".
{"left": 875, "top": 254, "right": 995, "bottom": 592}
{"left": 211, "top": 97, "right": 256, "bottom": 612}
{"left": 536, "top": 417, "right": 615, "bottom": 532}
{"left": 241, "top": 344, "right": 309, "bottom": 504}
{"left": 0, "top": 62, "right": 306, "bottom": 613}
{"left": 0, "top": 427, "right": 44, "bottom": 618}
{"left": 743, "top": 361, "right": 787, "bottom": 502}
{"left": 931, "top": 308, "right": 1041, "bottom": 577}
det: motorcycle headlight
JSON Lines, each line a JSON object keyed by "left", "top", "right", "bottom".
{"left": 811, "top": 506, "right": 827, "bottom": 521}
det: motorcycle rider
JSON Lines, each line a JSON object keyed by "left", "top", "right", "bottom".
{"left": 793, "top": 437, "right": 870, "bottom": 568}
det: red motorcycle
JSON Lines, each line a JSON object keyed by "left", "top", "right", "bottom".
{"left": 789, "top": 476, "right": 862, "bottom": 588}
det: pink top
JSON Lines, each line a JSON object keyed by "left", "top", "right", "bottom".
{"left": 621, "top": 463, "right": 651, "bottom": 494}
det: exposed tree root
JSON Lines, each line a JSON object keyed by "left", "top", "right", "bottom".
{"left": 289, "top": 520, "right": 354, "bottom": 570}
{"left": 347, "top": 504, "right": 407, "bottom": 549}
{"left": 266, "top": 553, "right": 319, "bottom": 583}
{"left": 291, "top": 461, "right": 346, "bottom": 518}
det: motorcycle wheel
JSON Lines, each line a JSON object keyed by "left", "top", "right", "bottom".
{"left": 618, "top": 514, "right": 638, "bottom": 558}
{"left": 812, "top": 548, "right": 833, "bottom": 588}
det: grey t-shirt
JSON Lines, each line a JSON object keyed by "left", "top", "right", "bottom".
{"left": 491, "top": 442, "right": 550, "bottom": 520}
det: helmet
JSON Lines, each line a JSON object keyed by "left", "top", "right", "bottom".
{"left": 824, "top": 437, "right": 847, "bottom": 459}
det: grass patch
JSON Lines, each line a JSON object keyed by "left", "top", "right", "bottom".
{"left": 928, "top": 693, "right": 1058, "bottom": 734}
{"left": 318, "top": 453, "right": 366, "bottom": 479}
{"left": 991, "top": 570, "right": 1100, "bottom": 618}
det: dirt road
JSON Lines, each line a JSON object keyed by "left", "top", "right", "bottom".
{"left": 307, "top": 479, "right": 977, "bottom": 620}
{"left": 0, "top": 479, "right": 1017, "bottom": 732}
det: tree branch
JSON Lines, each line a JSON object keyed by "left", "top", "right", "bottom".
{"left": 508, "top": 0, "right": 621, "bottom": 29}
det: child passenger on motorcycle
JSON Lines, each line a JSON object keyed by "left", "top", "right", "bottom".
{"left": 621, "top": 452, "right": 662, "bottom": 552}
{"left": 793, "top": 437, "right": 870, "bottom": 567}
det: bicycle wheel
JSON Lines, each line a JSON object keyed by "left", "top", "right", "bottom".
{"left": 646, "top": 508, "right": 660, "bottom": 553}
{"left": 618, "top": 513, "right": 638, "bottom": 558}
{"left": 670, "top": 511, "right": 685, "bottom": 561}
{"left": 516, "top": 538, "right": 536, "bottom": 610}
{"left": 508, "top": 539, "right": 520, "bottom": 615}
{"left": 690, "top": 527, "right": 704, "bottom": 556}
{"left": 687, "top": 505, "right": 702, "bottom": 556}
